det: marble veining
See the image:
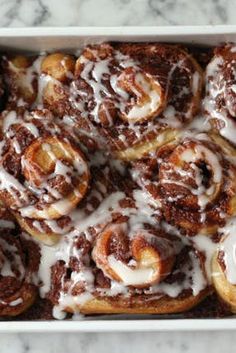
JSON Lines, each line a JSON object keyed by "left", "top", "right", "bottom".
{"left": 0, "top": 332, "right": 236, "bottom": 353}
{"left": 0, "top": 331, "right": 235, "bottom": 353}
{"left": 0, "top": 0, "right": 236, "bottom": 352}
{"left": 0, "top": 0, "right": 235, "bottom": 27}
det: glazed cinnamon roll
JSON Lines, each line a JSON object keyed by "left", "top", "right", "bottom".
{"left": 204, "top": 44, "right": 236, "bottom": 145}
{"left": 132, "top": 133, "right": 236, "bottom": 235}
{"left": 0, "top": 208, "right": 39, "bottom": 316}
{"left": 40, "top": 43, "right": 203, "bottom": 158}
{"left": 78, "top": 43, "right": 202, "bottom": 159}
{"left": 2, "top": 42, "right": 236, "bottom": 319}
{"left": 45, "top": 218, "right": 209, "bottom": 315}
{"left": 0, "top": 108, "right": 90, "bottom": 242}
{"left": 92, "top": 223, "right": 176, "bottom": 288}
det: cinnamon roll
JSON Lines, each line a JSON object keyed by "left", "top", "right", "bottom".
{"left": 78, "top": 43, "right": 202, "bottom": 160}
{"left": 0, "top": 208, "right": 39, "bottom": 316}
{"left": 204, "top": 44, "right": 236, "bottom": 145}
{"left": 212, "top": 218, "right": 236, "bottom": 312}
{"left": 132, "top": 133, "right": 236, "bottom": 235}
{"left": 1, "top": 42, "right": 236, "bottom": 319}
{"left": 45, "top": 217, "right": 209, "bottom": 315}
{"left": 92, "top": 223, "right": 176, "bottom": 288}
{"left": 40, "top": 43, "right": 203, "bottom": 158}
{"left": 0, "top": 108, "right": 90, "bottom": 242}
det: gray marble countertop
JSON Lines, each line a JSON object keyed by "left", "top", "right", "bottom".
{"left": 0, "top": 0, "right": 236, "bottom": 352}
{"left": 0, "top": 0, "right": 235, "bottom": 27}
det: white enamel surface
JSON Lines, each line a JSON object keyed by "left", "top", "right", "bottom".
{"left": 0, "top": 26, "right": 236, "bottom": 52}
{"left": 0, "top": 319, "right": 236, "bottom": 332}
{"left": 1, "top": 26, "right": 236, "bottom": 334}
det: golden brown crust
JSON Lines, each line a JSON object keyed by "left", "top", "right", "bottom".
{"left": 41, "top": 53, "right": 75, "bottom": 82}
{"left": 116, "top": 128, "right": 179, "bottom": 161}
{"left": 67, "top": 288, "right": 211, "bottom": 315}
{"left": 212, "top": 253, "right": 236, "bottom": 313}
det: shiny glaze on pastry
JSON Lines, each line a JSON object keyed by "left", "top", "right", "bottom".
{"left": 0, "top": 43, "right": 236, "bottom": 319}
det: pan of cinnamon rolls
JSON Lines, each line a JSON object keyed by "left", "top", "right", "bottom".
{"left": 1, "top": 41, "right": 236, "bottom": 320}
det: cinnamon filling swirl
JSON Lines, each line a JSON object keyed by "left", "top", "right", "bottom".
{"left": 92, "top": 223, "right": 176, "bottom": 288}
{"left": 133, "top": 135, "right": 236, "bottom": 234}
{"left": 0, "top": 109, "right": 90, "bottom": 221}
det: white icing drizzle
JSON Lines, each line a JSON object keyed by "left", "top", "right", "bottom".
{"left": 37, "top": 189, "right": 157, "bottom": 315}
{"left": 125, "top": 73, "right": 161, "bottom": 122}
{"left": 2, "top": 45, "right": 236, "bottom": 320}
{"left": 71, "top": 45, "right": 199, "bottom": 147}
{"left": 160, "top": 137, "right": 224, "bottom": 217}
{"left": 45, "top": 219, "right": 72, "bottom": 235}
{"left": 73, "top": 49, "right": 142, "bottom": 127}
{"left": 71, "top": 191, "right": 126, "bottom": 237}
{"left": 0, "top": 168, "right": 29, "bottom": 207}
{"left": 144, "top": 246, "right": 207, "bottom": 298}
{"left": 37, "top": 185, "right": 211, "bottom": 318}
{"left": 9, "top": 298, "right": 23, "bottom": 307}
{"left": 38, "top": 243, "right": 59, "bottom": 297}
{"left": 108, "top": 255, "right": 154, "bottom": 286}
{"left": 2, "top": 110, "right": 40, "bottom": 140}
{"left": 0, "top": 114, "right": 89, "bottom": 219}
{"left": 52, "top": 305, "right": 67, "bottom": 320}
{"left": 0, "top": 238, "right": 25, "bottom": 280}
{"left": 32, "top": 220, "right": 45, "bottom": 234}
{"left": 2, "top": 111, "right": 20, "bottom": 132}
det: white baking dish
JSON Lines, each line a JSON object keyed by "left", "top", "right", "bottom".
{"left": 1, "top": 25, "right": 236, "bottom": 332}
